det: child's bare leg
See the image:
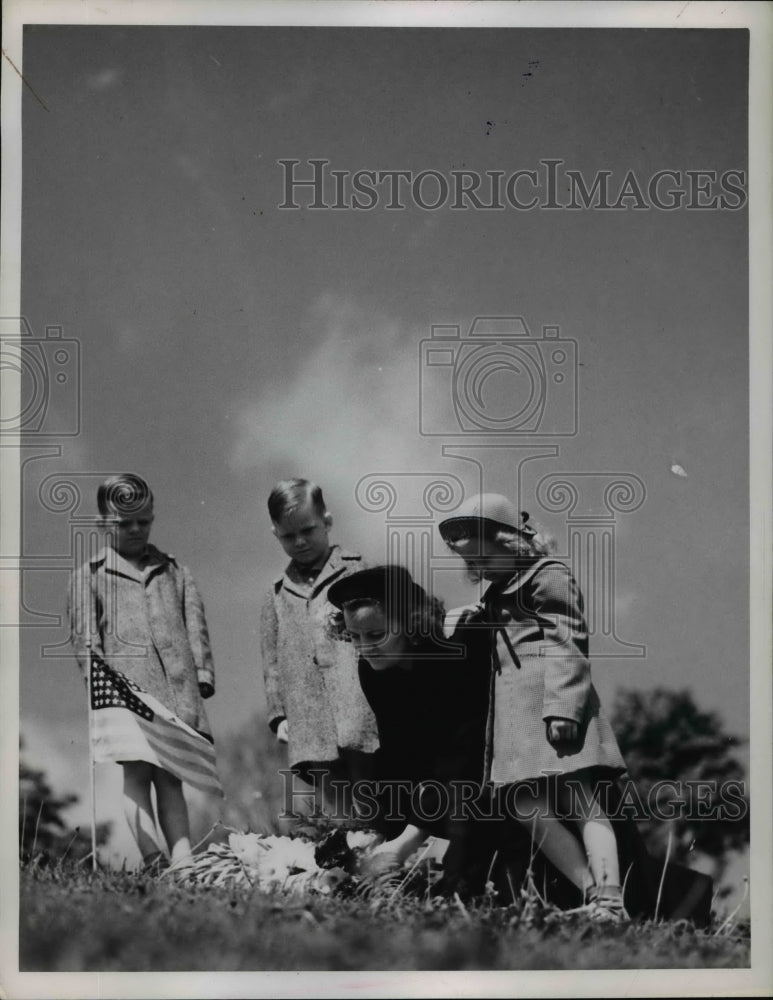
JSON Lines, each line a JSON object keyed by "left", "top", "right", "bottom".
{"left": 152, "top": 767, "right": 192, "bottom": 865}
{"left": 565, "top": 775, "right": 621, "bottom": 889}
{"left": 512, "top": 782, "right": 593, "bottom": 894}
{"left": 122, "top": 761, "right": 164, "bottom": 863}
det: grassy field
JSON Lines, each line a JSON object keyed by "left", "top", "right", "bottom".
{"left": 19, "top": 860, "right": 750, "bottom": 973}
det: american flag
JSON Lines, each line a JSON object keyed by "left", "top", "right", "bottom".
{"left": 89, "top": 653, "right": 222, "bottom": 797}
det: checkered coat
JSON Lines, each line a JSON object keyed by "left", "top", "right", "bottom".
{"left": 481, "top": 558, "right": 626, "bottom": 785}
{"left": 260, "top": 546, "right": 379, "bottom": 771}
{"left": 68, "top": 545, "right": 214, "bottom": 735}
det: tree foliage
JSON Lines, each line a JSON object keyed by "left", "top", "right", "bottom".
{"left": 610, "top": 688, "right": 749, "bottom": 877}
{"left": 19, "top": 740, "right": 110, "bottom": 865}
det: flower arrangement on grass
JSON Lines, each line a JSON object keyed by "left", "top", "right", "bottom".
{"left": 175, "top": 827, "right": 392, "bottom": 895}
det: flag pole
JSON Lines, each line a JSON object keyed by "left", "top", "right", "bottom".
{"left": 86, "top": 641, "right": 98, "bottom": 872}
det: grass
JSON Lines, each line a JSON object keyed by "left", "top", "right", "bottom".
{"left": 19, "top": 858, "right": 751, "bottom": 973}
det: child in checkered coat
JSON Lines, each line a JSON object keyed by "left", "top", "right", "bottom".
{"left": 440, "top": 493, "right": 630, "bottom": 922}
{"left": 68, "top": 473, "right": 215, "bottom": 873}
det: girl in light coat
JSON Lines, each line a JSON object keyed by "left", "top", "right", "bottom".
{"left": 439, "top": 492, "right": 629, "bottom": 922}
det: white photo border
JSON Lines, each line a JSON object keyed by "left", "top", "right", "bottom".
{"left": 1, "top": 2, "right": 771, "bottom": 998}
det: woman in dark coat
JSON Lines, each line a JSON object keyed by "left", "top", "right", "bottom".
{"left": 327, "top": 565, "right": 491, "bottom": 884}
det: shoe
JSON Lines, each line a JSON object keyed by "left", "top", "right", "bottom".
{"left": 586, "top": 884, "right": 630, "bottom": 924}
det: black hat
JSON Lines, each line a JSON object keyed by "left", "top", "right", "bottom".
{"left": 327, "top": 565, "right": 421, "bottom": 612}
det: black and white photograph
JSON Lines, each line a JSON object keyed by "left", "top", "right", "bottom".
{"left": 1, "top": 1, "right": 771, "bottom": 997}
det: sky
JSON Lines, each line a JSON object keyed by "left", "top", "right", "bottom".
{"left": 8, "top": 20, "right": 756, "bottom": 867}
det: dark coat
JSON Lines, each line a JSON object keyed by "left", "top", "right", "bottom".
{"left": 259, "top": 546, "right": 379, "bottom": 771}
{"left": 68, "top": 545, "right": 214, "bottom": 734}
{"left": 357, "top": 625, "right": 491, "bottom": 837}
{"left": 482, "top": 558, "right": 626, "bottom": 785}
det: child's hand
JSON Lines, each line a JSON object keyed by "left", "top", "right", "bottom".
{"left": 546, "top": 717, "right": 579, "bottom": 756}
{"left": 276, "top": 719, "right": 289, "bottom": 744}
{"left": 198, "top": 682, "right": 215, "bottom": 699}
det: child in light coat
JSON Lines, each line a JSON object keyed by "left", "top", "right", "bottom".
{"left": 439, "top": 492, "right": 630, "bottom": 922}
{"left": 68, "top": 473, "right": 216, "bottom": 872}
{"left": 260, "top": 479, "right": 378, "bottom": 819}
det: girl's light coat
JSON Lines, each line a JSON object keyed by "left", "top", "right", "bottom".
{"left": 483, "top": 558, "right": 625, "bottom": 785}
{"left": 260, "top": 546, "right": 379, "bottom": 771}
{"left": 68, "top": 545, "right": 214, "bottom": 735}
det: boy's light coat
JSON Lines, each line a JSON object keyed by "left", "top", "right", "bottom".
{"left": 260, "top": 545, "right": 379, "bottom": 770}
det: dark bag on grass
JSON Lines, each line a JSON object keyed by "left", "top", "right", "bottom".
{"left": 604, "top": 787, "right": 714, "bottom": 927}
{"left": 629, "top": 854, "right": 714, "bottom": 928}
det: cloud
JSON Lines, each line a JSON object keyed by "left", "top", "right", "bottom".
{"left": 232, "top": 296, "right": 441, "bottom": 481}
{"left": 230, "top": 296, "right": 475, "bottom": 561}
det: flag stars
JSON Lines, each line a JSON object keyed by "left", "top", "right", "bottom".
{"left": 90, "top": 658, "right": 154, "bottom": 719}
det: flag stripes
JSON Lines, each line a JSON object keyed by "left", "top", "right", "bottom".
{"left": 89, "top": 654, "right": 222, "bottom": 797}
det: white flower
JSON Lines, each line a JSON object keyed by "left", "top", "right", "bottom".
{"left": 228, "top": 832, "right": 268, "bottom": 868}
{"left": 227, "top": 832, "right": 320, "bottom": 885}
